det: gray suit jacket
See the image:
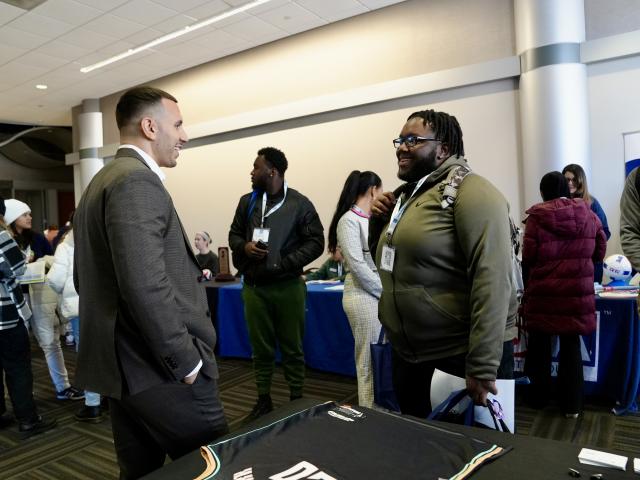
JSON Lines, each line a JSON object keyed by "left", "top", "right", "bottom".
{"left": 73, "top": 148, "right": 218, "bottom": 399}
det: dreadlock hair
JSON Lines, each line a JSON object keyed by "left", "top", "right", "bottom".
{"left": 328, "top": 170, "right": 382, "bottom": 253}
{"left": 407, "top": 109, "right": 465, "bottom": 157}
{"left": 562, "top": 163, "right": 592, "bottom": 205}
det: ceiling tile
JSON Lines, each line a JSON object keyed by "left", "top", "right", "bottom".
{"left": 184, "top": 0, "right": 230, "bottom": 21}
{"left": 15, "top": 51, "right": 70, "bottom": 70}
{"left": 0, "top": 61, "right": 49, "bottom": 83}
{"left": 358, "top": 0, "right": 405, "bottom": 8}
{"left": 188, "top": 27, "right": 246, "bottom": 49}
{"left": 0, "top": 2, "right": 25, "bottom": 27}
{"left": 110, "top": 0, "right": 179, "bottom": 27}
{"left": 0, "top": 43, "right": 27, "bottom": 65}
{"left": 32, "top": 0, "right": 103, "bottom": 26}
{"left": 82, "top": 14, "right": 146, "bottom": 39}
{"left": 151, "top": 14, "right": 197, "bottom": 35}
{"left": 73, "top": 40, "right": 139, "bottom": 71}
{"left": 220, "top": 15, "right": 285, "bottom": 41}
{"left": 7, "top": 12, "right": 75, "bottom": 38}
{"left": 154, "top": 38, "right": 224, "bottom": 60}
{"left": 248, "top": 0, "right": 290, "bottom": 15}
{"left": 0, "top": 26, "right": 49, "bottom": 49}
{"left": 38, "top": 63, "right": 99, "bottom": 86}
{"left": 257, "top": 2, "right": 326, "bottom": 34}
{"left": 37, "top": 40, "right": 92, "bottom": 61}
{"left": 58, "top": 27, "right": 119, "bottom": 51}
{"left": 151, "top": 0, "right": 210, "bottom": 13}
{"left": 295, "top": 0, "right": 367, "bottom": 21}
{"left": 210, "top": 11, "right": 251, "bottom": 28}
{"left": 30, "top": 71, "right": 83, "bottom": 91}
{"left": 97, "top": 40, "right": 136, "bottom": 56}
{"left": 2, "top": 84, "right": 49, "bottom": 103}
{"left": 224, "top": 0, "right": 256, "bottom": 6}
{"left": 72, "top": 0, "right": 129, "bottom": 11}
{"left": 123, "top": 27, "right": 164, "bottom": 45}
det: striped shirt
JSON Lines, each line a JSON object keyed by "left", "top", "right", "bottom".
{"left": 0, "top": 228, "right": 31, "bottom": 330}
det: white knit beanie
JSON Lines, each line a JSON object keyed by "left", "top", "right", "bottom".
{"left": 4, "top": 199, "right": 31, "bottom": 225}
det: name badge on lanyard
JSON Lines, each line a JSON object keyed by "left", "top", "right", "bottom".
{"left": 252, "top": 182, "right": 288, "bottom": 243}
{"left": 381, "top": 173, "right": 432, "bottom": 273}
{"left": 380, "top": 245, "right": 396, "bottom": 272}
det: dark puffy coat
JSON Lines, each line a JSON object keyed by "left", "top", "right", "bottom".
{"left": 522, "top": 198, "right": 607, "bottom": 335}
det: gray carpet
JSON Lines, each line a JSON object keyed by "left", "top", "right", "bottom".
{"left": 0, "top": 340, "right": 638, "bottom": 479}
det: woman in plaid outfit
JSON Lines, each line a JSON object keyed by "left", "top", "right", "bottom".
{"left": 328, "top": 171, "right": 383, "bottom": 407}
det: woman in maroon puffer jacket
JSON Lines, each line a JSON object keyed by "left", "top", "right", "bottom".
{"left": 522, "top": 171, "right": 607, "bottom": 417}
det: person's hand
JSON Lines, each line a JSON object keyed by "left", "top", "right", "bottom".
{"left": 465, "top": 376, "right": 498, "bottom": 406}
{"left": 183, "top": 371, "right": 198, "bottom": 385}
{"left": 244, "top": 241, "right": 268, "bottom": 259}
{"left": 371, "top": 191, "right": 397, "bottom": 217}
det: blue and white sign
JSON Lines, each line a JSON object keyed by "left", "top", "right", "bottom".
{"left": 624, "top": 131, "right": 640, "bottom": 176}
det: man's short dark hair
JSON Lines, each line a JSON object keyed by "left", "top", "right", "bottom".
{"left": 116, "top": 86, "right": 177, "bottom": 130}
{"left": 258, "top": 147, "right": 288, "bottom": 175}
{"left": 407, "top": 109, "right": 465, "bottom": 157}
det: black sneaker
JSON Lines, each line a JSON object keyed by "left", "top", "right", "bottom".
{"left": 56, "top": 386, "right": 85, "bottom": 401}
{"left": 19, "top": 415, "right": 57, "bottom": 438}
{"left": 74, "top": 405, "right": 103, "bottom": 423}
{"left": 242, "top": 395, "right": 273, "bottom": 426}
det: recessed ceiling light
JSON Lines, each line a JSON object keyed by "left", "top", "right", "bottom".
{"left": 35, "top": 84, "right": 48, "bottom": 90}
{"left": 80, "top": 0, "right": 274, "bottom": 74}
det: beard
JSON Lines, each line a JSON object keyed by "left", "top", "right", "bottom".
{"left": 397, "top": 148, "right": 439, "bottom": 182}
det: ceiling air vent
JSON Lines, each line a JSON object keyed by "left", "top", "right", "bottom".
{"left": 0, "top": 0, "right": 47, "bottom": 10}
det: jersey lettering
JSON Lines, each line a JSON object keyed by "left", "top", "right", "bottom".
{"left": 233, "top": 467, "right": 254, "bottom": 480}
{"left": 269, "top": 461, "right": 336, "bottom": 480}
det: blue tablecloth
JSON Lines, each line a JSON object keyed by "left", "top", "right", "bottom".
{"left": 216, "top": 284, "right": 640, "bottom": 412}
{"left": 584, "top": 297, "right": 640, "bottom": 414}
{"left": 216, "top": 283, "right": 356, "bottom": 377}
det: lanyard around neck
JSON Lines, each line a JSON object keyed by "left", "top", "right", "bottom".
{"left": 385, "top": 173, "right": 432, "bottom": 242}
{"left": 350, "top": 205, "right": 371, "bottom": 219}
{"left": 261, "top": 181, "right": 288, "bottom": 227}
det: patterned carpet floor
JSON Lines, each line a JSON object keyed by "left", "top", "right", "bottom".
{"left": 0, "top": 340, "right": 638, "bottom": 479}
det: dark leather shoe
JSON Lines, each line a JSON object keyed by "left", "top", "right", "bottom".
{"left": 19, "top": 415, "right": 57, "bottom": 437}
{"left": 242, "top": 395, "right": 273, "bottom": 426}
{"left": 74, "top": 405, "right": 103, "bottom": 423}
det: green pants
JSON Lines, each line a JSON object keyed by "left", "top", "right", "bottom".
{"left": 242, "top": 278, "right": 306, "bottom": 396}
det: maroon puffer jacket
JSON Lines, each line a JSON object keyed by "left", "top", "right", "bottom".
{"left": 522, "top": 198, "right": 607, "bottom": 335}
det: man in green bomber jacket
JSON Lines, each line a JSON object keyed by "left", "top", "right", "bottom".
{"left": 229, "top": 147, "right": 324, "bottom": 424}
{"left": 370, "top": 109, "right": 518, "bottom": 418}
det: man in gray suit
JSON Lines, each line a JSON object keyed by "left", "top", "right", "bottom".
{"left": 73, "top": 86, "right": 228, "bottom": 479}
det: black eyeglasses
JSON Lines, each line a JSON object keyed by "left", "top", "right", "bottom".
{"left": 392, "top": 136, "right": 440, "bottom": 149}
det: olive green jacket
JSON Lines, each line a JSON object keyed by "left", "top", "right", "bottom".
{"left": 620, "top": 167, "right": 640, "bottom": 271}
{"left": 373, "top": 155, "right": 517, "bottom": 380}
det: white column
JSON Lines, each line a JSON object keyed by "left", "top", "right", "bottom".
{"left": 515, "top": 0, "right": 590, "bottom": 209}
{"left": 73, "top": 99, "right": 104, "bottom": 205}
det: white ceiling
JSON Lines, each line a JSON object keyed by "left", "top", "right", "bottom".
{"left": 0, "top": 0, "right": 406, "bottom": 126}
